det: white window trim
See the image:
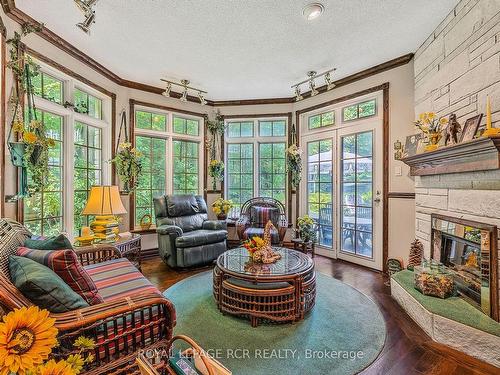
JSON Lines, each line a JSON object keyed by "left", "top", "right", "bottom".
{"left": 224, "top": 117, "right": 288, "bottom": 213}
{"left": 133, "top": 105, "right": 205, "bottom": 227}
{"left": 29, "top": 58, "right": 112, "bottom": 238}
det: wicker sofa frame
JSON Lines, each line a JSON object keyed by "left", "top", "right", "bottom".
{"left": 236, "top": 197, "right": 288, "bottom": 244}
{"left": 0, "top": 219, "right": 176, "bottom": 375}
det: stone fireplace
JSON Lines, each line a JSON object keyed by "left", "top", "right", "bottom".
{"left": 430, "top": 214, "right": 498, "bottom": 321}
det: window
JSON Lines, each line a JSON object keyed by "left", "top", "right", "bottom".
{"left": 173, "top": 116, "right": 199, "bottom": 136}
{"left": 173, "top": 140, "right": 199, "bottom": 194}
{"left": 73, "top": 122, "right": 102, "bottom": 235}
{"left": 24, "top": 58, "right": 111, "bottom": 238}
{"left": 308, "top": 111, "right": 334, "bottom": 130}
{"left": 32, "top": 72, "right": 63, "bottom": 104}
{"left": 24, "top": 110, "right": 64, "bottom": 236}
{"left": 74, "top": 88, "right": 103, "bottom": 119}
{"left": 342, "top": 99, "right": 376, "bottom": 122}
{"left": 226, "top": 144, "right": 254, "bottom": 208}
{"left": 259, "top": 143, "right": 286, "bottom": 203}
{"left": 135, "top": 136, "right": 167, "bottom": 224}
{"left": 136, "top": 110, "right": 166, "bottom": 131}
{"left": 133, "top": 108, "right": 204, "bottom": 227}
{"left": 225, "top": 118, "right": 288, "bottom": 214}
{"left": 259, "top": 120, "right": 286, "bottom": 137}
{"left": 227, "top": 121, "right": 253, "bottom": 138}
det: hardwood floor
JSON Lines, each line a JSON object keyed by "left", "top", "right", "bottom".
{"left": 141, "top": 255, "right": 499, "bottom": 375}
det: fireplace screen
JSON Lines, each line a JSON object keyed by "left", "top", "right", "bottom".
{"left": 431, "top": 215, "right": 498, "bottom": 321}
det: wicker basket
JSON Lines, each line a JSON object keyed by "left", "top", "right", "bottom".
{"left": 140, "top": 214, "right": 152, "bottom": 230}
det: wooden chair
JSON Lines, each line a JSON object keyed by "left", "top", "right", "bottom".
{"left": 0, "top": 219, "right": 176, "bottom": 375}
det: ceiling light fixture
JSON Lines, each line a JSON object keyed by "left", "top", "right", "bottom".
{"left": 302, "top": 3, "right": 324, "bottom": 21}
{"left": 291, "top": 68, "right": 337, "bottom": 101}
{"left": 74, "top": 0, "right": 98, "bottom": 34}
{"left": 160, "top": 78, "right": 208, "bottom": 105}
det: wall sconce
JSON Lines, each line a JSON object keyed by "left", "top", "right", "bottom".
{"left": 394, "top": 140, "right": 404, "bottom": 160}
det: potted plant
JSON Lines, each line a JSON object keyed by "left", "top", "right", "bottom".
{"left": 208, "top": 159, "right": 224, "bottom": 190}
{"left": 211, "top": 197, "right": 233, "bottom": 220}
{"left": 286, "top": 144, "right": 303, "bottom": 187}
{"left": 111, "top": 142, "right": 143, "bottom": 194}
{"left": 296, "top": 215, "right": 317, "bottom": 243}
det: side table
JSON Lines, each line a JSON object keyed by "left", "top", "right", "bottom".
{"left": 75, "top": 233, "right": 142, "bottom": 271}
{"left": 291, "top": 238, "right": 315, "bottom": 258}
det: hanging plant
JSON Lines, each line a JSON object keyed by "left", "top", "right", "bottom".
{"left": 6, "top": 22, "right": 52, "bottom": 197}
{"left": 111, "top": 112, "right": 143, "bottom": 194}
{"left": 209, "top": 159, "right": 224, "bottom": 190}
{"left": 286, "top": 124, "right": 302, "bottom": 188}
{"left": 206, "top": 111, "right": 225, "bottom": 190}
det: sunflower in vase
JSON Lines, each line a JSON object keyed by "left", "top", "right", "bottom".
{"left": 414, "top": 112, "right": 448, "bottom": 152}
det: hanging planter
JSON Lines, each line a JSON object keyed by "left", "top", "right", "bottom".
{"left": 206, "top": 111, "right": 225, "bottom": 190}
{"left": 111, "top": 111, "right": 143, "bottom": 194}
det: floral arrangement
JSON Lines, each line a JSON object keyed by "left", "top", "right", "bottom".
{"left": 414, "top": 112, "right": 448, "bottom": 151}
{"left": 212, "top": 197, "right": 233, "bottom": 219}
{"left": 208, "top": 159, "right": 225, "bottom": 190}
{"left": 0, "top": 306, "right": 95, "bottom": 375}
{"left": 297, "top": 215, "right": 317, "bottom": 242}
{"left": 242, "top": 221, "right": 282, "bottom": 264}
{"left": 111, "top": 142, "right": 143, "bottom": 193}
{"left": 286, "top": 144, "right": 303, "bottom": 187}
{"left": 11, "top": 118, "right": 55, "bottom": 193}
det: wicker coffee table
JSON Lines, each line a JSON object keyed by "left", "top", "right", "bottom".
{"left": 213, "top": 247, "right": 316, "bottom": 327}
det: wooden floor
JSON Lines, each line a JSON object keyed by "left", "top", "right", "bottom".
{"left": 141, "top": 255, "right": 498, "bottom": 375}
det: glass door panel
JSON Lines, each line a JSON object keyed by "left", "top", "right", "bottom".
{"left": 340, "top": 131, "right": 374, "bottom": 258}
{"left": 306, "top": 139, "right": 333, "bottom": 249}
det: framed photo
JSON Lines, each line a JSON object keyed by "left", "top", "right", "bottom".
{"left": 404, "top": 134, "right": 423, "bottom": 157}
{"left": 460, "top": 114, "right": 483, "bottom": 142}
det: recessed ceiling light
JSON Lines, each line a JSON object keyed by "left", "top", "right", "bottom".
{"left": 302, "top": 3, "right": 324, "bottom": 21}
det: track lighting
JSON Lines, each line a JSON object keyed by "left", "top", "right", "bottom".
{"left": 160, "top": 78, "right": 208, "bottom": 105}
{"left": 291, "top": 68, "right": 336, "bottom": 101}
{"left": 162, "top": 82, "right": 172, "bottom": 97}
{"left": 294, "top": 86, "right": 303, "bottom": 102}
{"left": 74, "top": 0, "right": 98, "bottom": 34}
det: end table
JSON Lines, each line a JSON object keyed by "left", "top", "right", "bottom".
{"left": 74, "top": 233, "right": 142, "bottom": 271}
{"left": 291, "top": 238, "right": 315, "bottom": 258}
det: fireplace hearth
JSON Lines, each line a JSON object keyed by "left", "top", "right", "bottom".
{"left": 431, "top": 214, "right": 499, "bottom": 321}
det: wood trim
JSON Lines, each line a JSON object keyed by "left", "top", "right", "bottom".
{"left": 388, "top": 192, "right": 415, "bottom": 199}
{"left": 130, "top": 99, "right": 207, "bottom": 118}
{"left": 295, "top": 83, "right": 390, "bottom": 273}
{"left": 382, "top": 84, "right": 390, "bottom": 274}
{"left": 0, "top": 33, "right": 5, "bottom": 216}
{"left": 287, "top": 112, "right": 293, "bottom": 224}
{"left": 111, "top": 97, "right": 117, "bottom": 185}
{"left": 0, "top": 2, "right": 414, "bottom": 107}
{"left": 203, "top": 116, "right": 208, "bottom": 202}
{"left": 128, "top": 99, "right": 135, "bottom": 230}
{"left": 224, "top": 113, "right": 292, "bottom": 119}
{"left": 295, "top": 111, "right": 300, "bottom": 226}
{"left": 0, "top": 13, "right": 6, "bottom": 36}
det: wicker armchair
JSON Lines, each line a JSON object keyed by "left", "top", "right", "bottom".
{"left": 236, "top": 197, "right": 288, "bottom": 244}
{"left": 0, "top": 219, "right": 176, "bottom": 375}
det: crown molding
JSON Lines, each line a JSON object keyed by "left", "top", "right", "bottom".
{"left": 1, "top": 1, "right": 413, "bottom": 107}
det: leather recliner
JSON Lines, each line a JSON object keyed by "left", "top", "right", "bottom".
{"left": 153, "top": 194, "right": 228, "bottom": 268}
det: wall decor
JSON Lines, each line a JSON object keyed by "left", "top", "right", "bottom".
{"left": 444, "top": 113, "right": 461, "bottom": 146}
{"left": 482, "top": 96, "right": 499, "bottom": 137}
{"left": 403, "top": 134, "right": 422, "bottom": 158}
{"left": 460, "top": 114, "right": 483, "bottom": 142}
{"left": 414, "top": 112, "right": 448, "bottom": 152}
{"left": 393, "top": 139, "right": 403, "bottom": 160}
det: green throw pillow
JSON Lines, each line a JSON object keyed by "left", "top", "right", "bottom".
{"left": 24, "top": 234, "right": 73, "bottom": 250}
{"left": 9, "top": 255, "right": 89, "bottom": 313}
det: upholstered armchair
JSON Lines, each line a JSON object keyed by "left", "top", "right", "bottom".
{"left": 236, "top": 197, "right": 288, "bottom": 245}
{"left": 153, "top": 194, "right": 228, "bottom": 268}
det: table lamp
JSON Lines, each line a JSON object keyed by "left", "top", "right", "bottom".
{"left": 81, "top": 185, "right": 127, "bottom": 242}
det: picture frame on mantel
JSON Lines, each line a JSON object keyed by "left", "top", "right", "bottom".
{"left": 403, "top": 134, "right": 423, "bottom": 157}
{"left": 460, "top": 114, "right": 483, "bottom": 142}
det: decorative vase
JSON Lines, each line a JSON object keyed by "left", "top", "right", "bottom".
{"left": 9, "top": 142, "right": 25, "bottom": 167}
{"left": 217, "top": 213, "right": 227, "bottom": 220}
{"left": 425, "top": 133, "right": 441, "bottom": 152}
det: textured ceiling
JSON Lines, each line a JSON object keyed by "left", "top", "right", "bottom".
{"left": 17, "top": 0, "right": 458, "bottom": 100}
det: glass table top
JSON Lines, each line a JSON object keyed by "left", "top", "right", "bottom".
{"left": 217, "top": 247, "right": 313, "bottom": 277}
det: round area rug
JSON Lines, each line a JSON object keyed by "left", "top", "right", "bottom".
{"left": 164, "top": 271, "right": 386, "bottom": 375}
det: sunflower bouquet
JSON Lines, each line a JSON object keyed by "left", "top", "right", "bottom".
{"left": 211, "top": 197, "right": 233, "bottom": 219}
{"left": 0, "top": 306, "right": 95, "bottom": 375}
{"left": 414, "top": 112, "right": 448, "bottom": 152}
{"left": 208, "top": 160, "right": 224, "bottom": 190}
{"left": 111, "top": 142, "right": 143, "bottom": 194}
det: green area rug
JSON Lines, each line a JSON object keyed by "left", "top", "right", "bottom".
{"left": 164, "top": 271, "right": 386, "bottom": 375}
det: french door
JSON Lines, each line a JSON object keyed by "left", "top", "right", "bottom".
{"left": 301, "top": 121, "right": 383, "bottom": 270}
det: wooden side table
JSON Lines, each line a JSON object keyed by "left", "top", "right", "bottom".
{"left": 75, "top": 233, "right": 142, "bottom": 271}
{"left": 291, "top": 238, "right": 315, "bottom": 258}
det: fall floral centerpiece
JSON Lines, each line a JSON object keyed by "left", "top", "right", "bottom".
{"left": 243, "top": 220, "right": 282, "bottom": 264}
{"left": 414, "top": 112, "right": 448, "bottom": 152}
{"left": 111, "top": 141, "right": 143, "bottom": 194}
{"left": 0, "top": 306, "right": 95, "bottom": 375}
{"left": 212, "top": 197, "right": 233, "bottom": 220}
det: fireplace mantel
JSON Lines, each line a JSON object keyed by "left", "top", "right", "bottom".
{"left": 401, "top": 136, "right": 500, "bottom": 176}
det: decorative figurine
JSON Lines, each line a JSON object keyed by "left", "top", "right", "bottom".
{"left": 444, "top": 113, "right": 461, "bottom": 146}
{"left": 407, "top": 239, "right": 424, "bottom": 271}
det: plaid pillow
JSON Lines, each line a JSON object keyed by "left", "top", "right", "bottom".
{"left": 250, "top": 206, "right": 279, "bottom": 228}
{"left": 16, "top": 247, "right": 104, "bottom": 305}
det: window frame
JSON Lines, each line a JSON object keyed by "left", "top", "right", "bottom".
{"left": 224, "top": 116, "right": 289, "bottom": 217}
{"left": 308, "top": 110, "right": 335, "bottom": 130}
{"left": 26, "top": 57, "right": 112, "bottom": 238}
{"left": 342, "top": 99, "right": 377, "bottom": 123}
{"left": 131, "top": 103, "right": 205, "bottom": 229}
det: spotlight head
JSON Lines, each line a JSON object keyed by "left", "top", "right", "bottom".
{"left": 198, "top": 91, "right": 207, "bottom": 105}
{"left": 309, "top": 79, "right": 319, "bottom": 97}
{"left": 180, "top": 89, "right": 188, "bottom": 102}
{"left": 294, "top": 86, "right": 303, "bottom": 101}
{"left": 162, "top": 82, "right": 172, "bottom": 97}
{"left": 77, "top": 11, "right": 95, "bottom": 34}
{"left": 325, "top": 70, "right": 336, "bottom": 90}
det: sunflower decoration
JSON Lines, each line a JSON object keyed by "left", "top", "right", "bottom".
{"left": 36, "top": 359, "right": 75, "bottom": 375}
{"left": 0, "top": 306, "right": 58, "bottom": 375}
